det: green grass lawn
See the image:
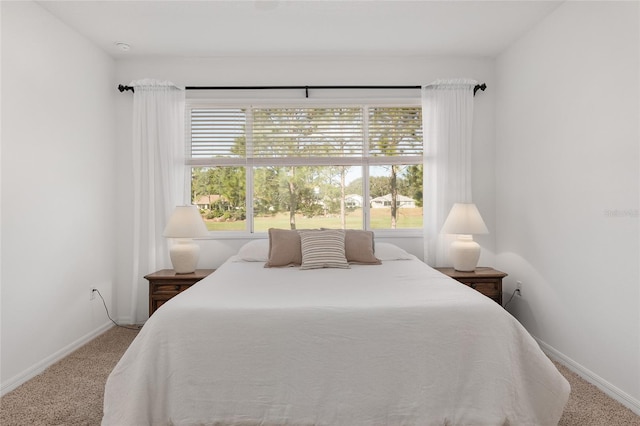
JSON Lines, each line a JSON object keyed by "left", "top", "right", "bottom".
{"left": 204, "top": 208, "right": 423, "bottom": 232}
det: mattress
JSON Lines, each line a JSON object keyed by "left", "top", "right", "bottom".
{"left": 103, "top": 252, "right": 569, "bottom": 425}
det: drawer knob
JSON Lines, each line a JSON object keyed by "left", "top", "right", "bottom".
{"left": 470, "top": 283, "right": 477, "bottom": 289}
{"left": 175, "top": 285, "right": 181, "bottom": 291}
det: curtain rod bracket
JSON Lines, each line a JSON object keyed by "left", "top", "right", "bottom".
{"left": 305, "top": 86, "right": 309, "bottom": 98}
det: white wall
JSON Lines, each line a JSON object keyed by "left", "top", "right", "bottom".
{"left": 495, "top": 1, "right": 639, "bottom": 411}
{"left": 0, "top": 1, "right": 117, "bottom": 393}
{"left": 115, "top": 55, "right": 497, "bottom": 323}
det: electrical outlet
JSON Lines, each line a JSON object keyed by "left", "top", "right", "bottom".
{"left": 516, "top": 281, "right": 522, "bottom": 296}
{"left": 90, "top": 288, "right": 97, "bottom": 301}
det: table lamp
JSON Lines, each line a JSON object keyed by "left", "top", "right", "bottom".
{"left": 441, "top": 203, "right": 489, "bottom": 271}
{"left": 163, "top": 205, "right": 209, "bottom": 274}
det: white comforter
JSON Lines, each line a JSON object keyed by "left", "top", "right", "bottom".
{"left": 103, "top": 256, "right": 569, "bottom": 426}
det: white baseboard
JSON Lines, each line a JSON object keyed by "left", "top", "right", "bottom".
{"left": 537, "top": 338, "right": 640, "bottom": 416}
{"left": 0, "top": 322, "right": 114, "bottom": 397}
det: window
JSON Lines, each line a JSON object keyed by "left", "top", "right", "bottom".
{"left": 187, "top": 102, "right": 422, "bottom": 232}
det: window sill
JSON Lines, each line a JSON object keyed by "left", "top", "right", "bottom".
{"left": 195, "top": 229, "right": 423, "bottom": 240}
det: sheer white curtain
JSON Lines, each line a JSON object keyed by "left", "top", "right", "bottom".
{"left": 130, "top": 79, "right": 185, "bottom": 323}
{"left": 422, "top": 79, "right": 477, "bottom": 266}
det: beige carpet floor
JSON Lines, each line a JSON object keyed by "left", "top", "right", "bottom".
{"left": 1, "top": 326, "right": 639, "bottom": 425}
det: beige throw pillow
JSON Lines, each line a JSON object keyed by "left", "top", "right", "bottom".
{"left": 344, "top": 230, "right": 381, "bottom": 265}
{"left": 264, "top": 228, "right": 302, "bottom": 267}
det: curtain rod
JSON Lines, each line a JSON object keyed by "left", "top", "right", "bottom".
{"left": 117, "top": 83, "right": 487, "bottom": 97}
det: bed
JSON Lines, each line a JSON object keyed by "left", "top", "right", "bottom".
{"left": 103, "top": 231, "right": 570, "bottom": 426}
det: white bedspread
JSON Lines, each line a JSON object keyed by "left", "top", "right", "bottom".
{"left": 103, "top": 256, "right": 569, "bottom": 426}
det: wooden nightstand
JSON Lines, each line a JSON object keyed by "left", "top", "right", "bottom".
{"left": 435, "top": 267, "right": 507, "bottom": 305}
{"left": 145, "top": 269, "right": 215, "bottom": 316}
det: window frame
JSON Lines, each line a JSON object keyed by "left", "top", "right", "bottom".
{"left": 184, "top": 97, "right": 424, "bottom": 237}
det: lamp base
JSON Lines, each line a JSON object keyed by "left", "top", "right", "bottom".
{"left": 169, "top": 239, "right": 200, "bottom": 274}
{"left": 450, "top": 235, "right": 481, "bottom": 272}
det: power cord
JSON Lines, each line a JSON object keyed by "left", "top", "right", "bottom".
{"left": 503, "top": 288, "right": 521, "bottom": 309}
{"left": 93, "top": 289, "right": 142, "bottom": 331}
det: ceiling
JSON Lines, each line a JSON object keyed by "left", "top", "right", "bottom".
{"left": 37, "top": 0, "right": 563, "bottom": 59}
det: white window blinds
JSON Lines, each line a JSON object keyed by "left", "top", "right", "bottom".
{"left": 368, "top": 107, "right": 423, "bottom": 160}
{"left": 190, "top": 108, "right": 246, "bottom": 161}
{"left": 252, "top": 107, "right": 363, "bottom": 158}
{"left": 187, "top": 105, "right": 422, "bottom": 167}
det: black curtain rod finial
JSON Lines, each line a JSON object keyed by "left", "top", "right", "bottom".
{"left": 118, "top": 84, "right": 134, "bottom": 93}
{"left": 473, "top": 83, "right": 486, "bottom": 96}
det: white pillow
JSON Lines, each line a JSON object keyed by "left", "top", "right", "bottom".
{"left": 237, "top": 239, "right": 269, "bottom": 262}
{"left": 374, "top": 243, "right": 415, "bottom": 261}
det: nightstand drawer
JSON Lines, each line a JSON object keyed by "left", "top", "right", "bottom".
{"left": 434, "top": 267, "right": 507, "bottom": 306}
{"left": 463, "top": 281, "right": 500, "bottom": 297}
{"left": 151, "top": 282, "right": 195, "bottom": 295}
{"left": 145, "top": 269, "right": 216, "bottom": 316}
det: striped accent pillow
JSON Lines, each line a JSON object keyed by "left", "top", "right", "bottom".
{"left": 299, "top": 230, "right": 350, "bottom": 270}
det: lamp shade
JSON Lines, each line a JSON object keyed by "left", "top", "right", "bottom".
{"left": 441, "top": 203, "right": 489, "bottom": 235}
{"left": 163, "top": 205, "right": 208, "bottom": 238}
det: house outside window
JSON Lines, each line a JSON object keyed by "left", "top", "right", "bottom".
{"left": 186, "top": 101, "right": 423, "bottom": 233}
